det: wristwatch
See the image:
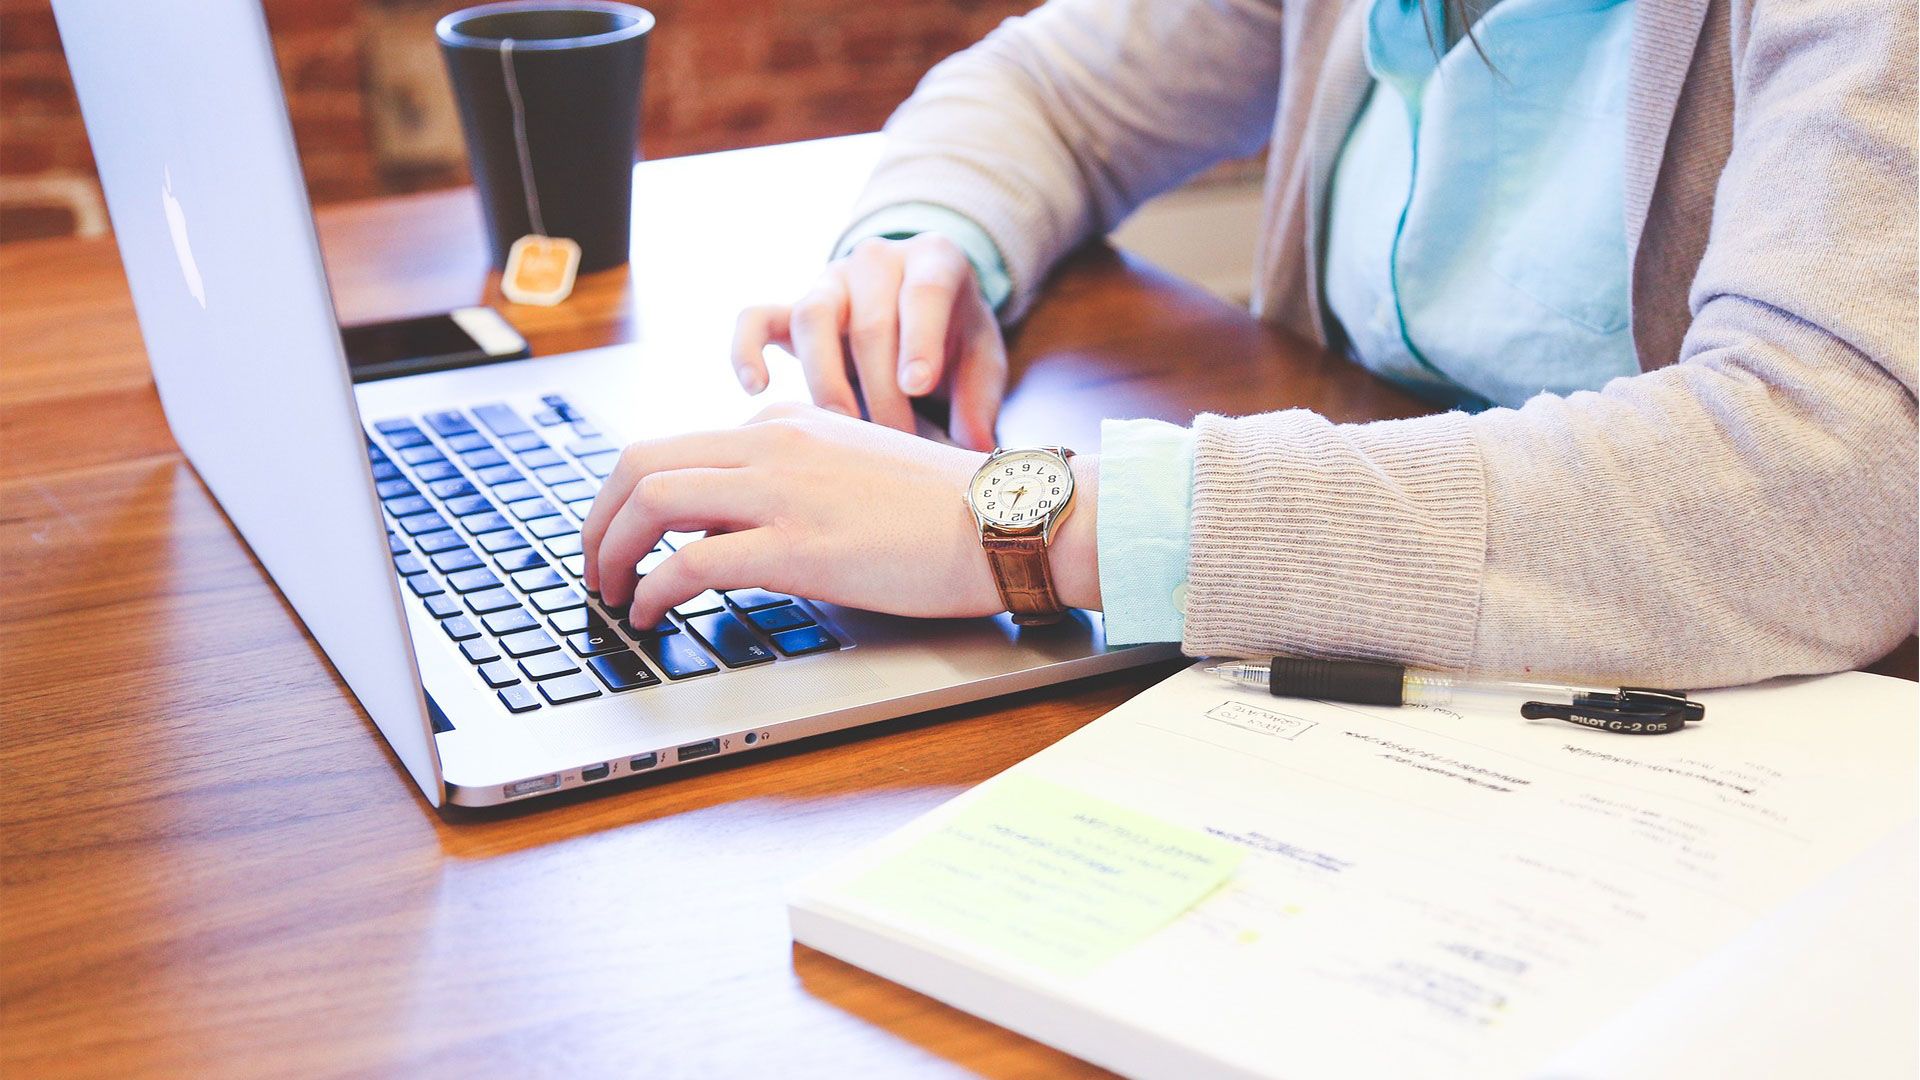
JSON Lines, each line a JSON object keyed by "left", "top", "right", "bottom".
{"left": 965, "top": 446, "right": 1077, "bottom": 625}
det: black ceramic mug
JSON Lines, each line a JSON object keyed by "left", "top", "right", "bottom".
{"left": 437, "top": 1, "right": 653, "bottom": 274}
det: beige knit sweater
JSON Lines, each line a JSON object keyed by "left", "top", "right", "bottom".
{"left": 846, "top": 0, "right": 1917, "bottom": 686}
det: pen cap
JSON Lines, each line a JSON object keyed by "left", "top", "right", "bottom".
{"left": 1268, "top": 658, "right": 1406, "bottom": 705}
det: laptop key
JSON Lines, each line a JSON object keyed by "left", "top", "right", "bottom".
{"left": 532, "top": 463, "right": 578, "bottom": 485}
{"left": 460, "top": 511, "right": 512, "bottom": 535}
{"left": 620, "top": 615, "right": 680, "bottom": 638}
{"left": 393, "top": 553, "right": 428, "bottom": 576}
{"left": 550, "top": 479, "right": 597, "bottom": 503}
{"left": 519, "top": 651, "right": 582, "bottom": 681}
{"left": 461, "top": 637, "right": 502, "bottom": 664}
{"left": 424, "top": 409, "right": 476, "bottom": 436}
{"left": 430, "top": 477, "right": 477, "bottom": 499}
{"left": 472, "top": 403, "right": 532, "bottom": 437}
{"left": 508, "top": 497, "right": 558, "bottom": 521}
{"left": 636, "top": 549, "right": 672, "bottom": 576}
{"left": 538, "top": 673, "right": 601, "bottom": 704}
{"left": 561, "top": 554, "right": 586, "bottom": 577}
{"left": 512, "top": 567, "right": 566, "bottom": 593}
{"left": 565, "top": 435, "right": 616, "bottom": 457}
{"left": 383, "top": 427, "right": 429, "bottom": 450}
{"left": 444, "top": 432, "right": 490, "bottom": 453}
{"left": 387, "top": 532, "right": 410, "bottom": 555}
{"left": 464, "top": 587, "right": 520, "bottom": 615}
{"left": 529, "top": 516, "right": 576, "bottom": 540}
{"left": 566, "top": 626, "right": 625, "bottom": 657}
{"left": 373, "top": 417, "right": 417, "bottom": 435}
{"left": 370, "top": 460, "right": 402, "bottom": 483}
{"left": 447, "top": 567, "right": 501, "bottom": 594}
{"left": 442, "top": 615, "right": 481, "bottom": 642}
{"left": 482, "top": 607, "right": 538, "bottom": 636}
{"left": 444, "top": 494, "right": 494, "bottom": 517}
{"left": 544, "top": 533, "right": 583, "bottom": 557}
{"left": 725, "top": 588, "right": 792, "bottom": 612}
{"left": 414, "top": 460, "right": 461, "bottom": 483}
{"left": 532, "top": 409, "right": 565, "bottom": 427}
{"left": 477, "top": 464, "right": 524, "bottom": 486}
{"left": 399, "top": 445, "right": 445, "bottom": 466}
{"left": 588, "top": 650, "right": 660, "bottom": 691}
{"left": 430, "top": 547, "right": 483, "bottom": 574}
{"left": 476, "top": 660, "right": 520, "bottom": 689}
{"left": 548, "top": 606, "right": 590, "bottom": 634}
{"left": 383, "top": 494, "right": 432, "bottom": 518}
{"left": 423, "top": 593, "right": 461, "bottom": 619}
{"left": 502, "top": 431, "right": 547, "bottom": 452}
{"left": 579, "top": 450, "right": 620, "bottom": 478}
{"left": 406, "top": 575, "right": 445, "bottom": 598}
{"left": 686, "top": 611, "right": 775, "bottom": 668}
{"left": 497, "top": 684, "right": 540, "bottom": 713}
{"left": 747, "top": 603, "right": 814, "bottom": 634}
{"left": 495, "top": 548, "right": 548, "bottom": 573}
{"left": 531, "top": 587, "right": 585, "bottom": 615}
{"left": 478, "top": 529, "right": 530, "bottom": 555}
{"left": 376, "top": 478, "right": 417, "bottom": 500}
{"left": 493, "top": 480, "right": 539, "bottom": 503}
{"left": 415, "top": 529, "right": 466, "bottom": 555}
{"left": 770, "top": 625, "right": 838, "bottom": 656}
{"left": 641, "top": 633, "right": 719, "bottom": 679}
{"left": 674, "top": 591, "right": 726, "bottom": 618}
{"left": 397, "top": 511, "right": 448, "bottom": 536}
{"left": 500, "top": 628, "right": 559, "bottom": 658}
{"left": 461, "top": 447, "right": 507, "bottom": 470}
{"left": 566, "top": 499, "right": 595, "bottom": 519}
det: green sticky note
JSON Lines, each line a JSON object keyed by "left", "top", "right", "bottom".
{"left": 842, "top": 773, "right": 1244, "bottom": 976}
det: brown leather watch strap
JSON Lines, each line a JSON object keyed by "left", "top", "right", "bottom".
{"left": 982, "top": 531, "right": 1066, "bottom": 626}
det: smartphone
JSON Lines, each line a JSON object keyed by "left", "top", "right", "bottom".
{"left": 340, "top": 307, "right": 531, "bottom": 383}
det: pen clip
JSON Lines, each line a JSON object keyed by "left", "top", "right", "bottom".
{"left": 1520, "top": 688, "right": 1703, "bottom": 735}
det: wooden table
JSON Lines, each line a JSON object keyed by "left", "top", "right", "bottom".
{"left": 1, "top": 136, "right": 1909, "bottom": 1078}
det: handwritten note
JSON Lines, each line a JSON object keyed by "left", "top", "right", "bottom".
{"left": 842, "top": 773, "right": 1243, "bottom": 975}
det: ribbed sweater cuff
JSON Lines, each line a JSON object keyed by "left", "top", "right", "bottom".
{"left": 1183, "top": 409, "right": 1488, "bottom": 669}
{"left": 840, "top": 153, "right": 1064, "bottom": 324}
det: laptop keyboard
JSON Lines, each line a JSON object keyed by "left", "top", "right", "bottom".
{"left": 368, "top": 393, "right": 845, "bottom": 714}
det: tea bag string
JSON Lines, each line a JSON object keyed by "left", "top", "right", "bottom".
{"left": 498, "top": 38, "right": 547, "bottom": 237}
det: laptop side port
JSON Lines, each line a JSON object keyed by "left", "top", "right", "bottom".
{"left": 503, "top": 774, "right": 560, "bottom": 799}
{"left": 677, "top": 738, "right": 720, "bottom": 762}
{"left": 581, "top": 763, "right": 610, "bottom": 782}
{"left": 630, "top": 753, "right": 658, "bottom": 771}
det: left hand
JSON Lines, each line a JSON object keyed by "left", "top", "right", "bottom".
{"left": 582, "top": 403, "right": 1028, "bottom": 627}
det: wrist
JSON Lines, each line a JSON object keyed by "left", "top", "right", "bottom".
{"left": 1050, "top": 453, "right": 1101, "bottom": 611}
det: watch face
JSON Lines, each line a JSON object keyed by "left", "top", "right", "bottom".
{"left": 970, "top": 449, "right": 1072, "bottom": 529}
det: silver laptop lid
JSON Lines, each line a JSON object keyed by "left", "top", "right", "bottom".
{"left": 55, "top": 0, "right": 444, "bottom": 804}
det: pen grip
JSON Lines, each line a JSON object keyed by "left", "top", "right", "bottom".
{"left": 1267, "top": 658, "right": 1406, "bottom": 706}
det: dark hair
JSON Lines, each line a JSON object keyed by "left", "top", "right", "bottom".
{"left": 1415, "top": 0, "right": 1494, "bottom": 67}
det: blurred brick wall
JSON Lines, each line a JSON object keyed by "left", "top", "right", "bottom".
{"left": 0, "top": 0, "right": 1039, "bottom": 241}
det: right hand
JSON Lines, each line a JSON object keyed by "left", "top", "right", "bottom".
{"left": 730, "top": 233, "right": 1008, "bottom": 451}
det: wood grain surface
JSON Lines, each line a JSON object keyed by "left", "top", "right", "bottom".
{"left": 0, "top": 137, "right": 1909, "bottom": 1079}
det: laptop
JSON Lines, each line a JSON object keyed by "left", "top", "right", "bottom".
{"left": 53, "top": 0, "right": 1177, "bottom": 808}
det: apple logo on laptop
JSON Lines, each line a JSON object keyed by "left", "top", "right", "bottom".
{"left": 161, "top": 167, "right": 206, "bottom": 309}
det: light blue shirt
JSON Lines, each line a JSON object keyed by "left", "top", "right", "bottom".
{"left": 842, "top": 0, "right": 1639, "bottom": 644}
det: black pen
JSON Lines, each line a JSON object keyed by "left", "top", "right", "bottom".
{"left": 1205, "top": 658, "right": 1704, "bottom": 735}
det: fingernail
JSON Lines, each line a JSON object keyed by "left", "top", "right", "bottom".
{"left": 900, "top": 358, "right": 931, "bottom": 394}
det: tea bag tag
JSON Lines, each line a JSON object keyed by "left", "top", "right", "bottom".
{"left": 501, "top": 233, "right": 580, "bottom": 306}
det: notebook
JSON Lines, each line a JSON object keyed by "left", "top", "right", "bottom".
{"left": 789, "top": 663, "right": 1918, "bottom": 1078}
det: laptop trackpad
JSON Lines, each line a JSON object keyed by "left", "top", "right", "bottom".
{"left": 534, "top": 654, "right": 890, "bottom": 762}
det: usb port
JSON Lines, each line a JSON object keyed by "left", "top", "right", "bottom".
{"left": 581, "top": 763, "right": 610, "bottom": 782}
{"left": 630, "top": 753, "right": 658, "bottom": 771}
{"left": 677, "top": 738, "right": 720, "bottom": 762}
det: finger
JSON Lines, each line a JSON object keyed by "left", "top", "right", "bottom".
{"left": 582, "top": 432, "right": 765, "bottom": 591}
{"left": 843, "top": 248, "right": 914, "bottom": 432}
{"left": 730, "top": 305, "right": 790, "bottom": 395}
{"left": 594, "top": 468, "right": 765, "bottom": 611}
{"left": 896, "top": 239, "right": 971, "bottom": 396}
{"left": 947, "top": 294, "right": 1008, "bottom": 451}
{"left": 625, "top": 529, "right": 781, "bottom": 630}
{"left": 789, "top": 273, "right": 860, "bottom": 418}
